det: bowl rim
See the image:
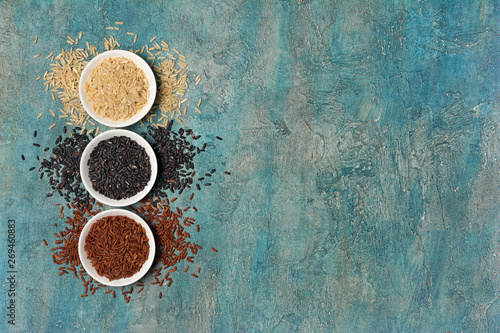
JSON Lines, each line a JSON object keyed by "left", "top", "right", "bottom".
{"left": 78, "top": 209, "right": 156, "bottom": 287}
{"left": 78, "top": 49, "right": 157, "bottom": 128}
{"left": 79, "top": 129, "right": 158, "bottom": 207}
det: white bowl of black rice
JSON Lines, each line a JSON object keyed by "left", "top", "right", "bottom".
{"left": 80, "top": 129, "right": 157, "bottom": 207}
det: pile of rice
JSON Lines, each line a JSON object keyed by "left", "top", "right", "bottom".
{"left": 84, "top": 57, "right": 149, "bottom": 121}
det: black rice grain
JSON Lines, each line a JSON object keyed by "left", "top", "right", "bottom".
{"left": 88, "top": 136, "right": 151, "bottom": 200}
{"left": 148, "top": 123, "right": 201, "bottom": 197}
{"left": 39, "top": 127, "right": 94, "bottom": 206}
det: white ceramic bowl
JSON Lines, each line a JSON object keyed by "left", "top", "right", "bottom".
{"left": 79, "top": 50, "right": 157, "bottom": 128}
{"left": 80, "top": 129, "right": 158, "bottom": 207}
{"left": 78, "top": 209, "right": 156, "bottom": 287}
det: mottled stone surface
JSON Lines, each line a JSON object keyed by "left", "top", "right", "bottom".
{"left": 0, "top": 0, "right": 499, "bottom": 332}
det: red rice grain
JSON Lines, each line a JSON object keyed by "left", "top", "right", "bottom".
{"left": 49, "top": 183, "right": 215, "bottom": 302}
{"left": 84, "top": 215, "right": 149, "bottom": 281}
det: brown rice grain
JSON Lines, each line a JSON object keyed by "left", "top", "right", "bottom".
{"left": 84, "top": 57, "right": 149, "bottom": 122}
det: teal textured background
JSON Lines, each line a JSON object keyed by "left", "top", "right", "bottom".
{"left": 1, "top": 0, "right": 499, "bottom": 332}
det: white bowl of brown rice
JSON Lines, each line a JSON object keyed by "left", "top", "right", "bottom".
{"left": 79, "top": 50, "right": 157, "bottom": 127}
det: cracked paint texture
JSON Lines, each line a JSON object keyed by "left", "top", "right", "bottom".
{"left": 0, "top": 0, "right": 499, "bottom": 332}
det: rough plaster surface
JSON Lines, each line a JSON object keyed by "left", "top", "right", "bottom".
{"left": 0, "top": 0, "right": 499, "bottom": 332}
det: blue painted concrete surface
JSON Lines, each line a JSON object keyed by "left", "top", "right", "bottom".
{"left": 0, "top": 0, "right": 499, "bottom": 332}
